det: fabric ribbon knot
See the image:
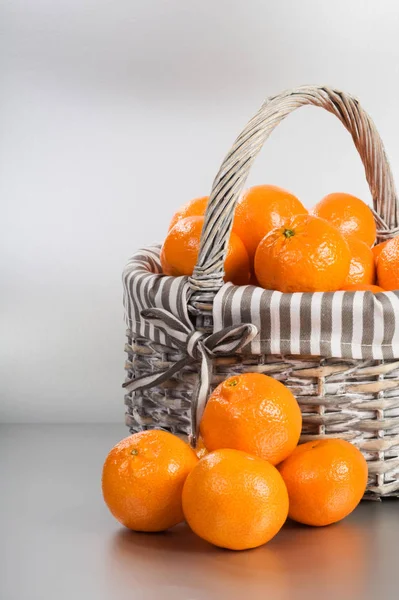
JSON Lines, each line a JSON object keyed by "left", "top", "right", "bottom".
{"left": 123, "top": 307, "right": 258, "bottom": 446}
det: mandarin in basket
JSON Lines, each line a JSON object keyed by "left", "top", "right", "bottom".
{"left": 342, "top": 236, "right": 375, "bottom": 287}
{"left": 376, "top": 236, "right": 399, "bottom": 290}
{"left": 195, "top": 435, "right": 208, "bottom": 459}
{"left": 161, "top": 216, "right": 250, "bottom": 284}
{"left": 232, "top": 184, "right": 307, "bottom": 263}
{"left": 254, "top": 214, "right": 351, "bottom": 292}
{"left": 372, "top": 240, "right": 389, "bottom": 264}
{"left": 341, "top": 283, "right": 385, "bottom": 292}
{"left": 167, "top": 196, "right": 209, "bottom": 231}
{"left": 182, "top": 449, "right": 289, "bottom": 550}
{"left": 200, "top": 373, "right": 302, "bottom": 465}
{"left": 102, "top": 430, "right": 198, "bottom": 531}
{"left": 278, "top": 439, "right": 368, "bottom": 527}
{"left": 312, "top": 192, "right": 376, "bottom": 247}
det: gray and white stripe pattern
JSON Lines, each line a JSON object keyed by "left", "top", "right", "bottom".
{"left": 124, "top": 246, "right": 399, "bottom": 360}
{"left": 122, "top": 244, "right": 191, "bottom": 346}
{"left": 213, "top": 283, "right": 399, "bottom": 359}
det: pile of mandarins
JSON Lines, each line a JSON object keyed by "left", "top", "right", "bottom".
{"left": 103, "top": 373, "right": 368, "bottom": 551}
{"left": 160, "top": 184, "right": 399, "bottom": 292}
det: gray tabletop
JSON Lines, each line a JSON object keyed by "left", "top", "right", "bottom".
{"left": 1, "top": 424, "right": 398, "bottom": 600}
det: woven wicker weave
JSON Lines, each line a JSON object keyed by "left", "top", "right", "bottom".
{"left": 124, "top": 86, "right": 399, "bottom": 500}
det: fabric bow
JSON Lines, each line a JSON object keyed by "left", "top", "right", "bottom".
{"left": 123, "top": 307, "right": 258, "bottom": 446}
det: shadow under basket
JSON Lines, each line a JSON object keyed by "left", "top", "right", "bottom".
{"left": 123, "top": 86, "right": 399, "bottom": 500}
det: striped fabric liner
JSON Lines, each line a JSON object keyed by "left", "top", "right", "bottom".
{"left": 123, "top": 245, "right": 399, "bottom": 359}
{"left": 213, "top": 283, "right": 399, "bottom": 359}
{"left": 122, "top": 244, "right": 191, "bottom": 346}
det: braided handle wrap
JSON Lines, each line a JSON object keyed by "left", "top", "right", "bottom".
{"left": 188, "top": 86, "right": 399, "bottom": 293}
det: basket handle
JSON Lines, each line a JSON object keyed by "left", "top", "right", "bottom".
{"left": 188, "top": 85, "right": 399, "bottom": 293}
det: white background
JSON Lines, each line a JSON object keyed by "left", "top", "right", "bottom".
{"left": 2, "top": 0, "right": 399, "bottom": 422}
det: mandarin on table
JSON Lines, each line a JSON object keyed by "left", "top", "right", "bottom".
{"left": 160, "top": 216, "right": 250, "bottom": 285}
{"left": 278, "top": 439, "right": 368, "bottom": 527}
{"left": 167, "top": 196, "right": 209, "bottom": 231}
{"left": 312, "top": 192, "right": 376, "bottom": 247}
{"left": 233, "top": 184, "right": 307, "bottom": 263}
{"left": 342, "top": 236, "right": 375, "bottom": 287}
{"left": 102, "top": 430, "right": 198, "bottom": 531}
{"left": 182, "top": 449, "right": 289, "bottom": 550}
{"left": 254, "top": 214, "right": 351, "bottom": 292}
{"left": 376, "top": 236, "right": 399, "bottom": 290}
{"left": 200, "top": 373, "right": 302, "bottom": 465}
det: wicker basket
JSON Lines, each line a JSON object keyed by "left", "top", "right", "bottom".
{"left": 123, "top": 86, "right": 399, "bottom": 500}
